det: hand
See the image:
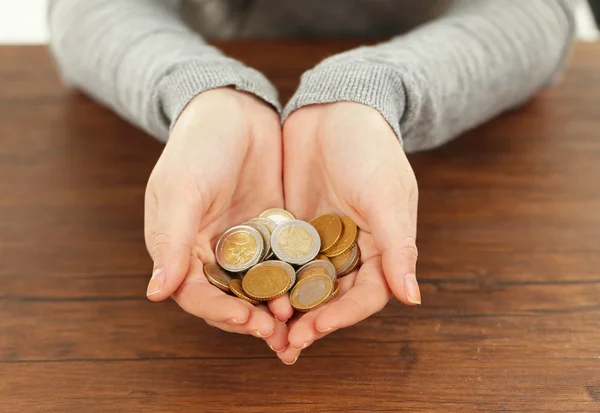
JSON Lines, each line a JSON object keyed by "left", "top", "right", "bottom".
{"left": 278, "top": 102, "right": 421, "bottom": 364}
{"left": 144, "top": 88, "right": 291, "bottom": 353}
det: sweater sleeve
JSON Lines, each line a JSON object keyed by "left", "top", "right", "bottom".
{"left": 48, "top": 0, "right": 281, "bottom": 142}
{"left": 282, "top": 0, "right": 576, "bottom": 152}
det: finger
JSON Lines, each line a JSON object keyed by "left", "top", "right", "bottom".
{"left": 205, "top": 307, "right": 288, "bottom": 353}
{"left": 315, "top": 257, "right": 391, "bottom": 333}
{"left": 277, "top": 341, "right": 302, "bottom": 365}
{"left": 173, "top": 256, "right": 251, "bottom": 323}
{"left": 263, "top": 315, "right": 289, "bottom": 353}
{"left": 146, "top": 179, "right": 204, "bottom": 301}
{"left": 268, "top": 294, "right": 294, "bottom": 322}
{"left": 361, "top": 175, "right": 420, "bottom": 305}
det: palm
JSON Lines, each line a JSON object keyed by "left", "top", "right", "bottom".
{"left": 278, "top": 102, "right": 419, "bottom": 363}
{"left": 145, "top": 89, "right": 289, "bottom": 352}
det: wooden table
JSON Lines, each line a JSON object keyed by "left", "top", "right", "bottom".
{"left": 1, "top": 42, "right": 599, "bottom": 412}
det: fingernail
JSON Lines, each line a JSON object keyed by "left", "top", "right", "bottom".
{"left": 291, "top": 342, "right": 310, "bottom": 350}
{"left": 282, "top": 356, "right": 299, "bottom": 366}
{"left": 227, "top": 318, "right": 245, "bottom": 325}
{"left": 146, "top": 268, "right": 166, "bottom": 297}
{"left": 316, "top": 326, "right": 334, "bottom": 333}
{"left": 268, "top": 343, "right": 287, "bottom": 353}
{"left": 404, "top": 273, "right": 421, "bottom": 305}
{"left": 254, "top": 330, "right": 274, "bottom": 338}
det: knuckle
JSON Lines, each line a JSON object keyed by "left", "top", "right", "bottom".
{"left": 401, "top": 236, "right": 419, "bottom": 260}
{"left": 151, "top": 231, "right": 173, "bottom": 258}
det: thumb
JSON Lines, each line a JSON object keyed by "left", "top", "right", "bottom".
{"left": 363, "top": 186, "right": 420, "bottom": 306}
{"left": 146, "top": 189, "right": 203, "bottom": 302}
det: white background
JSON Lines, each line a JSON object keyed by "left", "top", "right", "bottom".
{"left": 0, "top": 0, "right": 599, "bottom": 44}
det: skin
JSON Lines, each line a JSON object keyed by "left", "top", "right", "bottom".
{"left": 277, "top": 102, "right": 421, "bottom": 364}
{"left": 144, "top": 88, "right": 292, "bottom": 352}
{"left": 144, "top": 88, "right": 421, "bottom": 364}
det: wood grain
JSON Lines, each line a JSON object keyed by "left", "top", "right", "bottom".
{"left": 1, "top": 42, "right": 599, "bottom": 412}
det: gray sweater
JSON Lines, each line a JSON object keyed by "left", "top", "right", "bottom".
{"left": 48, "top": 0, "right": 575, "bottom": 152}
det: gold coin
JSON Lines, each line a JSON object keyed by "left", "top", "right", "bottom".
{"left": 242, "top": 262, "right": 291, "bottom": 301}
{"left": 329, "top": 248, "right": 352, "bottom": 274}
{"left": 296, "top": 260, "right": 336, "bottom": 284}
{"left": 310, "top": 214, "right": 342, "bottom": 252}
{"left": 229, "top": 279, "right": 260, "bottom": 305}
{"left": 290, "top": 273, "right": 333, "bottom": 312}
{"left": 324, "top": 216, "right": 358, "bottom": 258}
{"left": 339, "top": 244, "right": 361, "bottom": 277}
{"left": 316, "top": 254, "right": 330, "bottom": 262}
{"left": 244, "top": 220, "right": 271, "bottom": 261}
{"left": 247, "top": 217, "right": 277, "bottom": 233}
{"left": 258, "top": 208, "right": 295, "bottom": 225}
{"left": 216, "top": 225, "right": 263, "bottom": 272}
{"left": 324, "top": 282, "right": 340, "bottom": 304}
{"left": 203, "top": 263, "right": 233, "bottom": 292}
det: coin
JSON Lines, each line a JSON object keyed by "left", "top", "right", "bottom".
{"left": 229, "top": 278, "right": 260, "bottom": 305}
{"left": 310, "top": 214, "right": 342, "bottom": 252}
{"left": 264, "top": 260, "right": 296, "bottom": 290}
{"left": 216, "top": 225, "right": 264, "bottom": 272}
{"left": 203, "top": 263, "right": 233, "bottom": 292}
{"left": 247, "top": 217, "right": 277, "bottom": 234}
{"left": 324, "top": 282, "right": 340, "bottom": 304}
{"left": 296, "top": 260, "right": 336, "bottom": 284}
{"left": 339, "top": 244, "right": 361, "bottom": 277}
{"left": 290, "top": 273, "right": 334, "bottom": 312}
{"left": 324, "top": 216, "right": 358, "bottom": 258}
{"left": 316, "top": 254, "right": 330, "bottom": 262}
{"left": 259, "top": 208, "right": 295, "bottom": 225}
{"left": 242, "top": 262, "right": 292, "bottom": 301}
{"left": 330, "top": 244, "right": 359, "bottom": 276}
{"left": 244, "top": 220, "right": 272, "bottom": 261}
{"left": 271, "top": 220, "right": 321, "bottom": 265}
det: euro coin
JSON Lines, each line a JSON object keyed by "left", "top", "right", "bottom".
{"left": 264, "top": 260, "right": 296, "bottom": 290}
{"left": 290, "top": 273, "right": 334, "bottom": 312}
{"left": 310, "top": 214, "right": 342, "bottom": 252}
{"left": 324, "top": 216, "right": 358, "bottom": 258}
{"left": 258, "top": 208, "right": 295, "bottom": 225}
{"left": 216, "top": 225, "right": 263, "bottom": 272}
{"left": 324, "top": 281, "right": 340, "bottom": 304}
{"left": 242, "top": 261, "right": 292, "bottom": 301}
{"left": 229, "top": 279, "right": 260, "bottom": 305}
{"left": 339, "top": 244, "right": 361, "bottom": 277}
{"left": 244, "top": 220, "right": 272, "bottom": 261}
{"left": 330, "top": 244, "right": 360, "bottom": 276}
{"left": 296, "top": 260, "right": 336, "bottom": 284}
{"left": 247, "top": 217, "right": 277, "bottom": 233}
{"left": 271, "top": 220, "right": 321, "bottom": 265}
{"left": 203, "top": 263, "right": 233, "bottom": 292}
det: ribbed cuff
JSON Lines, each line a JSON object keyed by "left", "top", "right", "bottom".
{"left": 156, "top": 58, "right": 282, "bottom": 133}
{"left": 281, "top": 62, "right": 407, "bottom": 143}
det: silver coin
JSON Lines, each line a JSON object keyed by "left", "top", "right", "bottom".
{"left": 338, "top": 244, "right": 360, "bottom": 276}
{"left": 259, "top": 208, "right": 296, "bottom": 225}
{"left": 215, "top": 225, "right": 264, "bottom": 272}
{"left": 296, "top": 260, "right": 337, "bottom": 284}
{"left": 244, "top": 220, "right": 271, "bottom": 262}
{"left": 262, "top": 260, "right": 296, "bottom": 291}
{"left": 270, "top": 220, "right": 321, "bottom": 265}
{"left": 247, "top": 217, "right": 277, "bottom": 234}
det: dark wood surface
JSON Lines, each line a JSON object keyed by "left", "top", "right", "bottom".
{"left": 1, "top": 42, "right": 599, "bottom": 412}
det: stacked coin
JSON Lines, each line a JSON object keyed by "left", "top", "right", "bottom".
{"left": 204, "top": 209, "right": 360, "bottom": 313}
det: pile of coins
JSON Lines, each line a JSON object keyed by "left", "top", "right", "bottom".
{"left": 203, "top": 208, "right": 360, "bottom": 312}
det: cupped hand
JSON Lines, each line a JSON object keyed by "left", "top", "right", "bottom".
{"left": 278, "top": 102, "right": 421, "bottom": 364}
{"left": 144, "top": 88, "right": 292, "bottom": 352}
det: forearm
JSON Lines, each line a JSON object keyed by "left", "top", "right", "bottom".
{"left": 283, "top": 0, "right": 575, "bottom": 152}
{"left": 48, "top": 0, "right": 280, "bottom": 142}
